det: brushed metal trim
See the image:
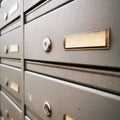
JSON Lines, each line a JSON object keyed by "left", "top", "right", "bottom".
{"left": 64, "top": 29, "right": 109, "bottom": 50}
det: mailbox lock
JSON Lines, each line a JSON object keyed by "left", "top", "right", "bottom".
{"left": 5, "top": 110, "right": 9, "bottom": 118}
{"left": 4, "top": 12, "right": 8, "bottom": 20}
{"left": 4, "top": 46, "right": 8, "bottom": 54}
{"left": 42, "top": 38, "right": 52, "bottom": 52}
{"left": 43, "top": 101, "right": 52, "bottom": 116}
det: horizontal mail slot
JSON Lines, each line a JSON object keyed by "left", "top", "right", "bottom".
{"left": 26, "top": 61, "right": 120, "bottom": 95}
{"left": 64, "top": 29, "right": 109, "bottom": 50}
{"left": 1, "top": 58, "right": 21, "bottom": 68}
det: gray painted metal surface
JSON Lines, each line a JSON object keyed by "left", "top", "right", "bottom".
{"left": 0, "top": 0, "right": 120, "bottom": 120}
{"left": 24, "top": 0, "right": 73, "bottom": 12}
{"left": 25, "top": 71, "right": 120, "bottom": 120}
{"left": 25, "top": 0, "right": 120, "bottom": 68}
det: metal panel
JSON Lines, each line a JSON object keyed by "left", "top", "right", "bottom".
{"left": 25, "top": 0, "right": 73, "bottom": 22}
{"left": 0, "top": 0, "right": 20, "bottom": 29}
{"left": 1, "top": 58, "right": 21, "bottom": 68}
{"left": 0, "top": 64, "right": 22, "bottom": 101}
{"left": 0, "top": 27, "right": 22, "bottom": 58}
{"left": 25, "top": 0, "right": 120, "bottom": 68}
{"left": 0, "top": 91, "right": 22, "bottom": 120}
{"left": 0, "top": 18, "right": 20, "bottom": 35}
{"left": 24, "top": 0, "right": 45, "bottom": 12}
{"left": 26, "top": 61, "right": 120, "bottom": 94}
{"left": 25, "top": 71, "right": 120, "bottom": 120}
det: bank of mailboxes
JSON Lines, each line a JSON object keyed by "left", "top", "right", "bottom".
{"left": 0, "top": 0, "right": 120, "bottom": 67}
{"left": 0, "top": 0, "right": 120, "bottom": 120}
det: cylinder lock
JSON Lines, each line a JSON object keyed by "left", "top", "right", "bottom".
{"left": 42, "top": 38, "right": 52, "bottom": 52}
{"left": 43, "top": 101, "right": 52, "bottom": 116}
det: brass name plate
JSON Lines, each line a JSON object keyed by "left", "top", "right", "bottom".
{"left": 10, "top": 81, "right": 19, "bottom": 93}
{"left": 9, "top": 2, "right": 18, "bottom": 16}
{"left": 9, "top": 44, "right": 19, "bottom": 53}
{"left": 64, "top": 29, "right": 109, "bottom": 50}
{"left": 64, "top": 115, "right": 74, "bottom": 120}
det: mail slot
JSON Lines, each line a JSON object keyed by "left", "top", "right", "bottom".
{"left": 0, "top": 0, "right": 20, "bottom": 29}
{"left": 25, "top": 0, "right": 120, "bottom": 68}
{"left": 26, "top": 61, "right": 120, "bottom": 94}
{"left": 24, "top": 0, "right": 73, "bottom": 16}
{"left": 0, "top": 91, "right": 22, "bottom": 120}
{"left": 0, "top": 27, "right": 22, "bottom": 58}
{"left": 24, "top": 0, "right": 45, "bottom": 12}
{"left": 1, "top": 58, "right": 21, "bottom": 68}
{"left": 0, "top": 64, "right": 22, "bottom": 102}
{"left": 25, "top": 71, "right": 120, "bottom": 120}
